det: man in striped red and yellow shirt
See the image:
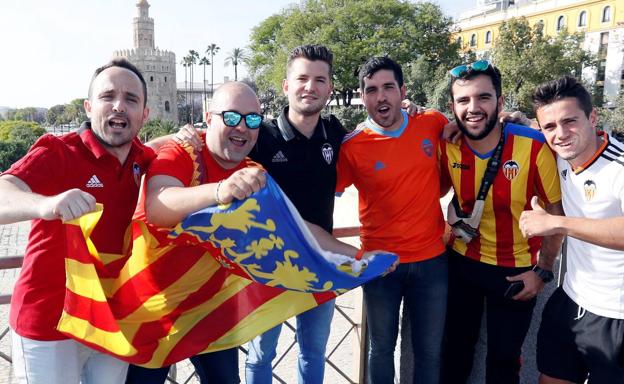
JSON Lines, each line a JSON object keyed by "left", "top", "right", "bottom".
{"left": 440, "top": 62, "right": 564, "bottom": 384}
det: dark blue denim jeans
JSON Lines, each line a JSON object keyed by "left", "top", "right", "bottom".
{"left": 363, "top": 252, "right": 448, "bottom": 384}
{"left": 125, "top": 347, "right": 239, "bottom": 384}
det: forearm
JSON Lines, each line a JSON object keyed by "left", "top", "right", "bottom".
{"left": 557, "top": 216, "right": 624, "bottom": 251}
{"left": 146, "top": 182, "right": 218, "bottom": 227}
{"left": 307, "top": 221, "right": 358, "bottom": 257}
{"left": 0, "top": 177, "right": 43, "bottom": 224}
{"left": 144, "top": 134, "right": 174, "bottom": 150}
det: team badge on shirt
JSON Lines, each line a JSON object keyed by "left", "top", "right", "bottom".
{"left": 133, "top": 163, "right": 142, "bottom": 187}
{"left": 421, "top": 139, "right": 434, "bottom": 158}
{"left": 502, "top": 160, "right": 520, "bottom": 180}
{"left": 561, "top": 169, "right": 568, "bottom": 181}
{"left": 584, "top": 180, "right": 596, "bottom": 201}
{"left": 321, "top": 143, "right": 333, "bottom": 165}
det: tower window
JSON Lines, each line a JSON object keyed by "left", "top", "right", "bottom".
{"left": 165, "top": 101, "right": 170, "bottom": 112}
{"left": 150, "top": 76, "right": 154, "bottom": 82}
{"left": 164, "top": 76, "right": 167, "bottom": 82}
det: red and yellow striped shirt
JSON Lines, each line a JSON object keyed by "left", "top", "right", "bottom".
{"left": 439, "top": 124, "right": 560, "bottom": 267}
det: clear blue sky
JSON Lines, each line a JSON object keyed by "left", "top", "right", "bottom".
{"left": 0, "top": 0, "right": 474, "bottom": 109}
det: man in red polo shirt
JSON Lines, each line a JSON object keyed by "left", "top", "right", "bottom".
{"left": 0, "top": 59, "right": 154, "bottom": 384}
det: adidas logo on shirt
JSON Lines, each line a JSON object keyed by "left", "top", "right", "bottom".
{"left": 86, "top": 175, "right": 104, "bottom": 188}
{"left": 272, "top": 151, "right": 288, "bottom": 163}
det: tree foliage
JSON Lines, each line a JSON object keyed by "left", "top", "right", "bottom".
{"left": 492, "top": 17, "right": 594, "bottom": 114}
{"left": 0, "top": 120, "right": 45, "bottom": 171}
{"left": 248, "top": 0, "right": 459, "bottom": 111}
{"left": 140, "top": 118, "right": 178, "bottom": 143}
{"left": 46, "top": 99, "right": 87, "bottom": 126}
{"left": 0, "top": 141, "right": 29, "bottom": 172}
{"left": 598, "top": 90, "right": 624, "bottom": 138}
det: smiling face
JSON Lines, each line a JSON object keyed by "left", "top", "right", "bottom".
{"left": 536, "top": 97, "right": 599, "bottom": 169}
{"left": 205, "top": 82, "right": 261, "bottom": 169}
{"left": 361, "top": 69, "right": 406, "bottom": 131}
{"left": 283, "top": 57, "right": 333, "bottom": 117}
{"left": 450, "top": 74, "right": 503, "bottom": 141}
{"left": 84, "top": 66, "right": 149, "bottom": 159}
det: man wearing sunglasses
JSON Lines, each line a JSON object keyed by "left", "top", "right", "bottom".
{"left": 439, "top": 61, "right": 564, "bottom": 384}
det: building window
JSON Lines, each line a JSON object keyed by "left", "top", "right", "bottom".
{"left": 165, "top": 101, "right": 170, "bottom": 112}
{"left": 485, "top": 31, "right": 492, "bottom": 44}
{"left": 470, "top": 34, "right": 477, "bottom": 47}
{"left": 598, "top": 32, "right": 609, "bottom": 57}
{"left": 456, "top": 36, "right": 462, "bottom": 46}
{"left": 150, "top": 76, "right": 154, "bottom": 82}
{"left": 578, "top": 11, "right": 587, "bottom": 27}
{"left": 602, "top": 6, "right": 611, "bottom": 22}
{"left": 164, "top": 76, "right": 167, "bottom": 82}
{"left": 556, "top": 15, "right": 565, "bottom": 31}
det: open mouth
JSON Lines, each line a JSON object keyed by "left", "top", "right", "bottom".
{"left": 377, "top": 105, "right": 391, "bottom": 115}
{"left": 229, "top": 136, "right": 248, "bottom": 147}
{"left": 465, "top": 114, "right": 485, "bottom": 124}
{"left": 108, "top": 117, "right": 128, "bottom": 129}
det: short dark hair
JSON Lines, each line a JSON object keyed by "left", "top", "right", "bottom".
{"left": 358, "top": 56, "right": 403, "bottom": 91}
{"left": 532, "top": 76, "right": 592, "bottom": 118}
{"left": 88, "top": 58, "right": 148, "bottom": 106}
{"left": 449, "top": 64, "right": 502, "bottom": 100}
{"left": 287, "top": 45, "right": 333, "bottom": 77}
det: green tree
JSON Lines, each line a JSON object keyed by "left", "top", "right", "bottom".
{"left": 598, "top": 90, "right": 624, "bottom": 138}
{"left": 199, "top": 56, "right": 210, "bottom": 107}
{"left": 206, "top": 43, "right": 220, "bottom": 97}
{"left": 0, "top": 120, "right": 45, "bottom": 143}
{"left": 248, "top": 0, "right": 459, "bottom": 108}
{"left": 224, "top": 48, "right": 247, "bottom": 81}
{"left": 140, "top": 118, "right": 177, "bottom": 142}
{"left": 47, "top": 104, "right": 66, "bottom": 125}
{"left": 492, "top": 17, "right": 594, "bottom": 114}
{"left": 0, "top": 141, "right": 29, "bottom": 172}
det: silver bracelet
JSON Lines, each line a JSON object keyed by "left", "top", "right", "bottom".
{"left": 215, "top": 179, "right": 224, "bottom": 205}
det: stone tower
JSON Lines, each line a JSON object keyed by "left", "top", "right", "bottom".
{"left": 113, "top": 0, "right": 178, "bottom": 122}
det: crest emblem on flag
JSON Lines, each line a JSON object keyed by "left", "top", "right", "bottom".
{"left": 584, "top": 179, "right": 596, "bottom": 201}
{"left": 502, "top": 160, "right": 520, "bottom": 180}
{"left": 321, "top": 143, "right": 333, "bottom": 164}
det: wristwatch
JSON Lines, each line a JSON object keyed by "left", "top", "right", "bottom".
{"left": 533, "top": 266, "right": 554, "bottom": 283}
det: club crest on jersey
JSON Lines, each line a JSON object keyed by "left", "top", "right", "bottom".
{"left": 584, "top": 180, "right": 596, "bottom": 201}
{"left": 321, "top": 143, "right": 333, "bottom": 165}
{"left": 421, "top": 139, "right": 434, "bottom": 158}
{"left": 561, "top": 169, "right": 567, "bottom": 181}
{"left": 133, "top": 163, "right": 141, "bottom": 187}
{"left": 502, "top": 160, "right": 520, "bottom": 181}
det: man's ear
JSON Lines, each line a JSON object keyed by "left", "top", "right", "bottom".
{"left": 282, "top": 78, "right": 289, "bottom": 96}
{"left": 589, "top": 108, "right": 598, "bottom": 131}
{"left": 84, "top": 98, "right": 92, "bottom": 117}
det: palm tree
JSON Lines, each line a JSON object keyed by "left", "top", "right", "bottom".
{"left": 180, "top": 58, "right": 189, "bottom": 123}
{"left": 205, "top": 43, "right": 220, "bottom": 96}
{"left": 224, "top": 48, "right": 247, "bottom": 81}
{"left": 199, "top": 57, "right": 210, "bottom": 109}
{"left": 187, "top": 50, "right": 200, "bottom": 123}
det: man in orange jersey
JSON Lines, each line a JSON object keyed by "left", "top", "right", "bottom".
{"left": 336, "top": 56, "right": 450, "bottom": 383}
{"left": 439, "top": 61, "right": 564, "bottom": 384}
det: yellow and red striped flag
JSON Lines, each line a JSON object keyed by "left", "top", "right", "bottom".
{"left": 58, "top": 176, "right": 396, "bottom": 368}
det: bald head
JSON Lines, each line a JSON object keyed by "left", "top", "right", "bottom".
{"left": 205, "top": 82, "right": 262, "bottom": 169}
{"left": 210, "top": 82, "right": 261, "bottom": 114}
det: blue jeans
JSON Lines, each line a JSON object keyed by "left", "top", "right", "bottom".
{"left": 363, "top": 253, "right": 448, "bottom": 384}
{"left": 245, "top": 298, "right": 335, "bottom": 384}
{"left": 125, "top": 348, "right": 239, "bottom": 384}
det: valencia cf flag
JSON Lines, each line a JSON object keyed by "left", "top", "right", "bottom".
{"left": 57, "top": 175, "right": 396, "bottom": 368}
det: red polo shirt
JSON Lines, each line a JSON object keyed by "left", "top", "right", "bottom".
{"left": 3, "top": 128, "right": 155, "bottom": 340}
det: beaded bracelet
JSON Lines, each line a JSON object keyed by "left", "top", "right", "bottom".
{"left": 215, "top": 180, "right": 224, "bottom": 205}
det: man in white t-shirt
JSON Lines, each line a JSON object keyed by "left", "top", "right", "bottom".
{"left": 520, "top": 76, "right": 624, "bottom": 384}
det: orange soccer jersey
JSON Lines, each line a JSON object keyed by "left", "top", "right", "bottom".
{"left": 336, "top": 110, "right": 448, "bottom": 264}
{"left": 439, "top": 123, "right": 561, "bottom": 267}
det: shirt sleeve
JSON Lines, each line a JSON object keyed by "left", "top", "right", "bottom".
{"left": 2, "top": 135, "right": 64, "bottom": 195}
{"left": 146, "top": 140, "right": 194, "bottom": 187}
{"left": 336, "top": 143, "right": 354, "bottom": 194}
{"left": 535, "top": 145, "right": 561, "bottom": 204}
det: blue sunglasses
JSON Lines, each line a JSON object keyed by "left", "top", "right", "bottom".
{"left": 212, "top": 110, "right": 263, "bottom": 129}
{"left": 449, "top": 60, "right": 492, "bottom": 78}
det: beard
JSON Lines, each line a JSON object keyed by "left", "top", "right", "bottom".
{"left": 455, "top": 105, "right": 499, "bottom": 141}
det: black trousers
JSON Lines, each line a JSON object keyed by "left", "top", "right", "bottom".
{"left": 442, "top": 249, "right": 535, "bottom": 384}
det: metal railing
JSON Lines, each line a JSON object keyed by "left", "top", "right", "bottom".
{"left": 0, "top": 226, "right": 366, "bottom": 384}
